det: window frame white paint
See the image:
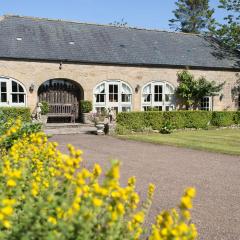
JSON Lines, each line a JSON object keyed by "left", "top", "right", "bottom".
{"left": 0, "top": 76, "right": 27, "bottom": 107}
{"left": 93, "top": 80, "right": 133, "bottom": 113}
{"left": 200, "top": 96, "right": 212, "bottom": 111}
{"left": 141, "top": 81, "right": 175, "bottom": 111}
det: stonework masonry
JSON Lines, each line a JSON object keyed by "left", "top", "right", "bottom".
{"left": 0, "top": 59, "right": 239, "bottom": 112}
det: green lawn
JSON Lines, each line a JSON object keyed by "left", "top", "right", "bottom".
{"left": 118, "top": 128, "right": 240, "bottom": 155}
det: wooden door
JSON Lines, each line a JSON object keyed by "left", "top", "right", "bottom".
{"left": 38, "top": 79, "right": 81, "bottom": 120}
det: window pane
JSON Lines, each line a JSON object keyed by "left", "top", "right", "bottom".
{"left": 96, "top": 94, "right": 105, "bottom": 103}
{"left": 114, "top": 85, "right": 118, "bottom": 93}
{"left": 114, "top": 94, "right": 118, "bottom": 102}
{"left": 19, "top": 85, "right": 24, "bottom": 92}
{"left": 12, "top": 94, "right": 18, "bottom": 103}
{"left": 1, "top": 93, "right": 7, "bottom": 102}
{"left": 109, "top": 85, "right": 113, "bottom": 93}
{"left": 12, "top": 81, "right": 18, "bottom": 92}
{"left": 122, "top": 107, "right": 131, "bottom": 112}
{"left": 1, "top": 82, "right": 6, "bottom": 92}
{"left": 19, "top": 94, "right": 24, "bottom": 103}
{"left": 122, "top": 94, "right": 131, "bottom": 102}
{"left": 144, "top": 94, "right": 151, "bottom": 102}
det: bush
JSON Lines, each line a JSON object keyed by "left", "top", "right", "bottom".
{"left": 0, "top": 122, "right": 198, "bottom": 240}
{"left": 160, "top": 121, "right": 173, "bottom": 134}
{"left": 117, "top": 111, "right": 238, "bottom": 132}
{"left": 40, "top": 101, "right": 49, "bottom": 115}
{"left": 80, "top": 100, "right": 93, "bottom": 113}
{"left": 0, "top": 119, "right": 42, "bottom": 149}
{"left": 211, "top": 111, "right": 235, "bottom": 127}
{"left": 233, "top": 111, "right": 240, "bottom": 125}
{"left": 183, "top": 111, "right": 212, "bottom": 129}
{"left": 115, "top": 124, "right": 131, "bottom": 135}
{"left": 0, "top": 107, "right": 31, "bottom": 122}
{"left": 116, "top": 112, "right": 145, "bottom": 131}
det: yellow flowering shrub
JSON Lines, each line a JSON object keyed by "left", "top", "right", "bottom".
{"left": 0, "top": 121, "right": 198, "bottom": 239}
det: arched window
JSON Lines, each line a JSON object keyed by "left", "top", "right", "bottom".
{"left": 0, "top": 77, "right": 26, "bottom": 107}
{"left": 142, "top": 81, "right": 175, "bottom": 111}
{"left": 93, "top": 80, "right": 132, "bottom": 113}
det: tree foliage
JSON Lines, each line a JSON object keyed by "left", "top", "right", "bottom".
{"left": 176, "top": 70, "right": 225, "bottom": 109}
{"left": 210, "top": 0, "right": 240, "bottom": 50}
{"left": 169, "top": 0, "right": 215, "bottom": 33}
{"left": 109, "top": 18, "right": 128, "bottom": 27}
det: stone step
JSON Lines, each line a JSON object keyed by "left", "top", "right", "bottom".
{"left": 44, "top": 125, "right": 97, "bottom": 135}
{"left": 45, "top": 123, "right": 94, "bottom": 129}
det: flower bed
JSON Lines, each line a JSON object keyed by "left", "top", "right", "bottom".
{"left": 0, "top": 120, "right": 198, "bottom": 239}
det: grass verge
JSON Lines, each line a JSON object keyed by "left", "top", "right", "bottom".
{"left": 118, "top": 128, "right": 240, "bottom": 155}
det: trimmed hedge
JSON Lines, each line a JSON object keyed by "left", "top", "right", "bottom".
{"left": 0, "top": 107, "right": 31, "bottom": 122}
{"left": 117, "top": 111, "right": 240, "bottom": 131}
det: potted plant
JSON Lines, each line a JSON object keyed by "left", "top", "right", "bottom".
{"left": 40, "top": 101, "right": 49, "bottom": 124}
{"left": 80, "top": 100, "right": 93, "bottom": 124}
{"left": 94, "top": 108, "right": 108, "bottom": 135}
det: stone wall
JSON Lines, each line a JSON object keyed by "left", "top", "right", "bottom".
{"left": 0, "top": 59, "right": 239, "bottom": 111}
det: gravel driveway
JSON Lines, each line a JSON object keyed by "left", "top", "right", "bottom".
{"left": 51, "top": 133, "right": 240, "bottom": 240}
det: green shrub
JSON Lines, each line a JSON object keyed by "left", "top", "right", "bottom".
{"left": 183, "top": 111, "right": 212, "bottom": 129}
{"left": 40, "top": 101, "right": 49, "bottom": 115}
{"left": 115, "top": 124, "right": 131, "bottom": 135}
{"left": 116, "top": 112, "right": 145, "bottom": 131}
{"left": 211, "top": 111, "right": 235, "bottom": 127}
{"left": 0, "top": 119, "right": 42, "bottom": 149}
{"left": 0, "top": 107, "right": 31, "bottom": 122}
{"left": 117, "top": 111, "right": 239, "bottom": 132}
{"left": 144, "top": 111, "right": 164, "bottom": 130}
{"left": 233, "top": 111, "right": 240, "bottom": 124}
{"left": 80, "top": 100, "right": 93, "bottom": 113}
{"left": 160, "top": 121, "right": 173, "bottom": 134}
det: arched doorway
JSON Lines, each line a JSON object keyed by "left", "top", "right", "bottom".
{"left": 38, "top": 79, "right": 84, "bottom": 122}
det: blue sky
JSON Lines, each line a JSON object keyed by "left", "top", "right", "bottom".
{"left": 0, "top": 0, "right": 226, "bottom": 30}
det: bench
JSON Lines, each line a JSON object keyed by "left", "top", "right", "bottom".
{"left": 47, "top": 104, "right": 76, "bottom": 123}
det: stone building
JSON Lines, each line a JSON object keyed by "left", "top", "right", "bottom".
{"left": 0, "top": 15, "right": 239, "bottom": 121}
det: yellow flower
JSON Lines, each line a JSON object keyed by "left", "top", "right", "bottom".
{"left": 3, "top": 220, "right": 11, "bottom": 229}
{"left": 133, "top": 212, "right": 145, "bottom": 224}
{"left": 1, "top": 206, "right": 13, "bottom": 216}
{"left": 2, "top": 198, "right": 16, "bottom": 206}
{"left": 116, "top": 203, "right": 125, "bottom": 215}
{"left": 93, "top": 164, "right": 102, "bottom": 177}
{"left": 48, "top": 216, "right": 57, "bottom": 225}
{"left": 148, "top": 183, "right": 155, "bottom": 198}
{"left": 7, "top": 179, "right": 16, "bottom": 187}
{"left": 92, "top": 198, "right": 103, "bottom": 207}
{"left": 181, "top": 196, "right": 192, "bottom": 209}
{"left": 185, "top": 187, "right": 196, "bottom": 198}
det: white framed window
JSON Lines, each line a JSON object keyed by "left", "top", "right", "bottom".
{"left": 93, "top": 80, "right": 132, "bottom": 113}
{"left": 200, "top": 97, "right": 212, "bottom": 111}
{"left": 0, "top": 77, "right": 27, "bottom": 107}
{"left": 141, "top": 81, "right": 175, "bottom": 111}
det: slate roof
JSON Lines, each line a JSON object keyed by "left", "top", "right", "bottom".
{"left": 0, "top": 15, "right": 239, "bottom": 70}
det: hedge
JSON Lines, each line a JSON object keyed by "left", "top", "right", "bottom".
{"left": 0, "top": 107, "right": 31, "bottom": 122}
{"left": 117, "top": 111, "right": 240, "bottom": 131}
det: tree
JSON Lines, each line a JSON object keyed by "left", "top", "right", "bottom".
{"left": 169, "top": 0, "right": 215, "bottom": 33}
{"left": 210, "top": 0, "right": 240, "bottom": 50}
{"left": 109, "top": 18, "right": 128, "bottom": 27}
{"left": 176, "top": 70, "right": 225, "bottom": 109}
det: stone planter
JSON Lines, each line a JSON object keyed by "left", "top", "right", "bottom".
{"left": 82, "top": 112, "right": 91, "bottom": 124}
{"left": 95, "top": 123, "right": 105, "bottom": 135}
{"left": 40, "top": 115, "right": 48, "bottom": 125}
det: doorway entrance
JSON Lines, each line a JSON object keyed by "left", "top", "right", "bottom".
{"left": 38, "top": 79, "right": 84, "bottom": 122}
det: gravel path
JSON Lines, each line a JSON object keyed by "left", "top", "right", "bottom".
{"left": 51, "top": 133, "right": 240, "bottom": 240}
